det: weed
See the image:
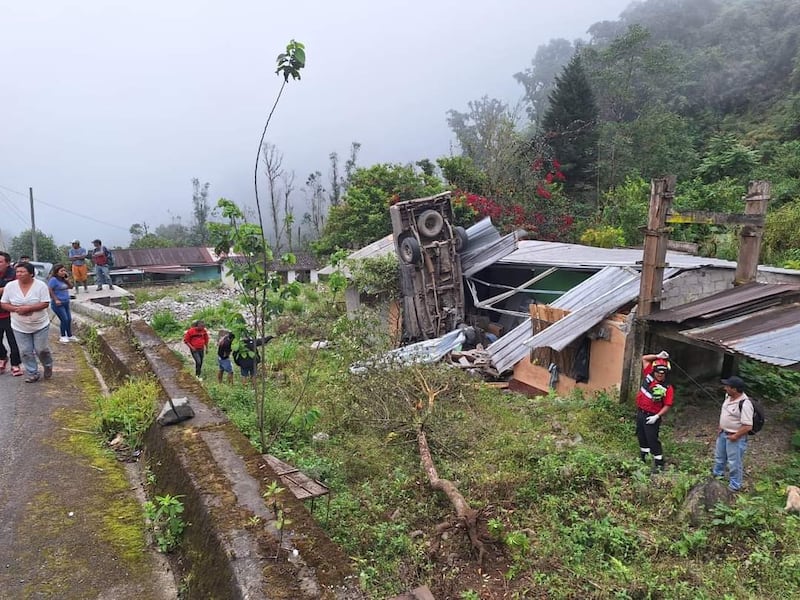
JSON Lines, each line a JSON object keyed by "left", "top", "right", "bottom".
{"left": 92, "top": 378, "right": 159, "bottom": 449}
{"left": 150, "top": 310, "right": 183, "bottom": 337}
{"left": 143, "top": 494, "right": 186, "bottom": 553}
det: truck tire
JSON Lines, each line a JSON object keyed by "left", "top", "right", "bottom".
{"left": 417, "top": 210, "right": 444, "bottom": 237}
{"left": 454, "top": 226, "right": 469, "bottom": 252}
{"left": 399, "top": 236, "right": 422, "bottom": 264}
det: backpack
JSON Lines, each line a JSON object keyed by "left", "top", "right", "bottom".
{"left": 105, "top": 248, "right": 115, "bottom": 267}
{"left": 739, "top": 398, "right": 765, "bottom": 435}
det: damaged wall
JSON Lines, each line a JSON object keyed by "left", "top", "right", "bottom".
{"left": 512, "top": 313, "right": 629, "bottom": 396}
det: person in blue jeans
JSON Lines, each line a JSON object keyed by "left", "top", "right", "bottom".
{"left": 47, "top": 264, "right": 77, "bottom": 343}
{"left": 713, "top": 375, "right": 753, "bottom": 492}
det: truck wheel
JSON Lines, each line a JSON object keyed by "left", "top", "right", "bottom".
{"left": 399, "top": 236, "right": 422, "bottom": 264}
{"left": 454, "top": 226, "right": 469, "bottom": 252}
{"left": 417, "top": 210, "right": 444, "bottom": 237}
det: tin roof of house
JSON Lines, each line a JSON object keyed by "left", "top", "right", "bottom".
{"left": 681, "top": 303, "right": 800, "bottom": 367}
{"left": 112, "top": 247, "right": 217, "bottom": 268}
{"left": 644, "top": 282, "right": 800, "bottom": 324}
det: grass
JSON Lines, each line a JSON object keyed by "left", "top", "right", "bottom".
{"left": 193, "top": 283, "right": 800, "bottom": 598}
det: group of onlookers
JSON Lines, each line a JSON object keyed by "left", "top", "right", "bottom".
{"left": 183, "top": 319, "right": 270, "bottom": 383}
{"left": 0, "top": 239, "right": 113, "bottom": 383}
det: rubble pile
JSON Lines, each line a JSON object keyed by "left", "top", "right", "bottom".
{"left": 135, "top": 286, "right": 241, "bottom": 324}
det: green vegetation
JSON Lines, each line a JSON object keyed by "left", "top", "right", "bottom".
{"left": 143, "top": 494, "right": 187, "bottom": 553}
{"left": 92, "top": 378, "right": 160, "bottom": 449}
{"left": 197, "top": 284, "right": 800, "bottom": 599}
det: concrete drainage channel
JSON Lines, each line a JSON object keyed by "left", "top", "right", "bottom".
{"left": 72, "top": 297, "right": 365, "bottom": 600}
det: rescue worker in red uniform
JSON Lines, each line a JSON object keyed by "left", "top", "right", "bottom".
{"left": 635, "top": 350, "right": 674, "bottom": 472}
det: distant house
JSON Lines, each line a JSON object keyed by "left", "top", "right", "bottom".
{"left": 110, "top": 247, "right": 220, "bottom": 284}
{"left": 218, "top": 251, "right": 321, "bottom": 288}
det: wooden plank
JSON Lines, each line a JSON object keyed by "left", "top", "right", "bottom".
{"left": 262, "top": 455, "right": 329, "bottom": 501}
{"left": 666, "top": 210, "right": 764, "bottom": 226}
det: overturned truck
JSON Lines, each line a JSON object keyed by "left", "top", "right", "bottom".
{"left": 390, "top": 192, "right": 468, "bottom": 340}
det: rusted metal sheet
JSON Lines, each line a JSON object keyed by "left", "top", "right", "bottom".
{"left": 113, "top": 247, "right": 216, "bottom": 268}
{"left": 681, "top": 304, "right": 800, "bottom": 367}
{"left": 644, "top": 282, "right": 800, "bottom": 323}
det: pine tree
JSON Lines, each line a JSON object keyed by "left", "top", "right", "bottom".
{"left": 542, "top": 55, "right": 599, "bottom": 210}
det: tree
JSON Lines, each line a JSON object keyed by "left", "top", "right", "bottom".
{"left": 129, "top": 222, "right": 150, "bottom": 245}
{"left": 328, "top": 142, "right": 361, "bottom": 208}
{"left": 541, "top": 54, "right": 599, "bottom": 209}
{"left": 313, "top": 163, "right": 444, "bottom": 256}
{"left": 210, "top": 39, "right": 305, "bottom": 450}
{"left": 10, "top": 229, "right": 63, "bottom": 263}
{"left": 302, "top": 171, "right": 327, "bottom": 240}
{"left": 191, "top": 178, "right": 211, "bottom": 246}
{"left": 130, "top": 233, "right": 173, "bottom": 249}
{"left": 446, "top": 96, "right": 521, "bottom": 198}
{"left": 515, "top": 38, "right": 576, "bottom": 125}
{"left": 261, "top": 142, "right": 292, "bottom": 253}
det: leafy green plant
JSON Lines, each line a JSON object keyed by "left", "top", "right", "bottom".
{"left": 93, "top": 378, "right": 159, "bottom": 449}
{"left": 670, "top": 529, "right": 709, "bottom": 557}
{"left": 349, "top": 254, "right": 401, "bottom": 297}
{"left": 150, "top": 310, "right": 183, "bottom": 337}
{"left": 580, "top": 225, "right": 626, "bottom": 248}
{"left": 143, "top": 494, "right": 186, "bottom": 553}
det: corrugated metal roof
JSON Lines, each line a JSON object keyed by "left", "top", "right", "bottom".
{"left": 499, "top": 240, "right": 800, "bottom": 275}
{"left": 523, "top": 267, "right": 645, "bottom": 352}
{"left": 113, "top": 247, "right": 216, "bottom": 268}
{"left": 682, "top": 304, "right": 800, "bottom": 367}
{"left": 645, "top": 282, "right": 800, "bottom": 323}
{"left": 317, "top": 234, "right": 395, "bottom": 276}
{"left": 486, "top": 266, "right": 682, "bottom": 373}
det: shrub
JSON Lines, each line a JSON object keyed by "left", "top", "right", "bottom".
{"left": 580, "top": 226, "right": 625, "bottom": 248}
{"left": 150, "top": 310, "right": 182, "bottom": 337}
{"left": 93, "top": 378, "right": 159, "bottom": 449}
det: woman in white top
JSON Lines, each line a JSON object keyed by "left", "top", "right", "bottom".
{"left": 0, "top": 261, "right": 53, "bottom": 382}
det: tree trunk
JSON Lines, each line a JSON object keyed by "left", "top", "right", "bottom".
{"left": 417, "top": 424, "right": 486, "bottom": 563}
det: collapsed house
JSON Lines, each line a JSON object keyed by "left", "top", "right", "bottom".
{"left": 321, "top": 187, "right": 800, "bottom": 398}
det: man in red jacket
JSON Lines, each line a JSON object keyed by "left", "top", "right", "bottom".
{"left": 183, "top": 320, "right": 209, "bottom": 380}
{"left": 635, "top": 350, "right": 674, "bottom": 472}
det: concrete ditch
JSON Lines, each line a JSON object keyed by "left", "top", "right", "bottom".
{"left": 73, "top": 296, "right": 365, "bottom": 599}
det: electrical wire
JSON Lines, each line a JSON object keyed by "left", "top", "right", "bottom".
{"left": 0, "top": 182, "right": 129, "bottom": 232}
{"left": 0, "top": 189, "right": 30, "bottom": 227}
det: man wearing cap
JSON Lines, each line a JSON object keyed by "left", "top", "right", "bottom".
{"left": 635, "top": 350, "right": 674, "bottom": 472}
{"left": 68, "top": 240, "right": 89, "bottom": 293}
{"left": 713, "top": 375, "right": 753, "bottom": 492}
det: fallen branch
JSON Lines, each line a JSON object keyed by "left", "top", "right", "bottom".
{"left": 417, "top": 423, "right": 486, "bottom": 564}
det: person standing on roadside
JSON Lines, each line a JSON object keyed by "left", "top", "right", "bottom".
{"left": 68, "top": 240, "right": 89, "bottom": 293}
{"left": 0, "top": 252, "right": 23, "bottom": 376}
{"left": 713, "top": 375, "right": 753, "bottom": 493}
{"left": 0, "top": 262, "right": 53, "bottom": 383}
{"left": 91, "top": 239, "right": 113, "bottom": 291}
{"left": 48, "top": 264, "right": 78, "bottom": 343}
{"left": 183, "top": 320, "right": 209, "bottom": 380}
{"left": 635, "top": 350, "right": 674, "bottom": 472}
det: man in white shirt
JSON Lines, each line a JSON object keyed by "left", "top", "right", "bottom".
{"left": 713, "top": 375, "right": 753, "bottom": 492}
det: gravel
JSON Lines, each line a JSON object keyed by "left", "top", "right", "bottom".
{"left": 134, "top": 286, "right": 242, "bottom": 324}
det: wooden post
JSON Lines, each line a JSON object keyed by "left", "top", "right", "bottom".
{"left": 637, "top": 176, "right": 675, "bottom": 317}
{"left": 734, "top": 181, "right": 769, "bottom": 286}
{"left": 621, "top": 177, "right": 675, "bottom": 403}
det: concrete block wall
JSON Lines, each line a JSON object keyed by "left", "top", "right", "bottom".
{"left": 662, "top": 268, "right": 734, "bottom": 309}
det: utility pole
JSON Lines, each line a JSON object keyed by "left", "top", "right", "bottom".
{"left": 29, "top": 187, "right": 38, "bottom": 261}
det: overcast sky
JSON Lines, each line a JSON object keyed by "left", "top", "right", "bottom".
{"left": 0, "top": 0, "right": 632, "bottom": 249}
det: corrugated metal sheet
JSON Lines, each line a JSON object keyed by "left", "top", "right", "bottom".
{"left": 462, "top": 232, "right": 520, "bottom": 277}
{"left": 682, "top": 304, "right": 800, "bottom": 367}
{"left": 499, "top": 240, "right": 800, "bottom": 275}
{"left": 487, "top": 266, "right": 681, "bottom": 372}
{"left": 523, "top": 267, "right": 644, "bottom": 352}
{"left": 644, "top": 282, "right": 800, "bottom": 323}
{"left": 113, "top": 247, "right": 216, "bottom": 268}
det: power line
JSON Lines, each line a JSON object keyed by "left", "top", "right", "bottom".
{"left": 0, "top": 189, "right": 30, "bottom": 227}
{"left": 0, "top": 183, "right": 130, "bottom": 232}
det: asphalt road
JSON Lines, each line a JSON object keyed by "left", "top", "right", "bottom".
{"left": 0, "top": 326, "right": 176, "bottom": 599}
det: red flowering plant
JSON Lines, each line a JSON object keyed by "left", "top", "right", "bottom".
{"left": 450, "top": 151, "right": 574, "bottom": 240}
